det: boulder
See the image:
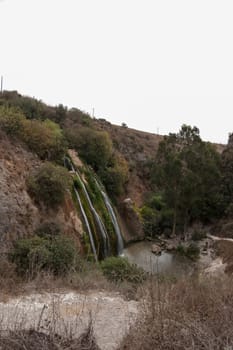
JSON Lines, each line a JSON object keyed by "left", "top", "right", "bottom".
{"left": 119, "top": 198, "right": 145, "bottom": 243}
{"left": 151, "top": 244, "right": 162, "bottom": 255}
{"left": 166, "top": 243, "right": 176, "bottom": 251}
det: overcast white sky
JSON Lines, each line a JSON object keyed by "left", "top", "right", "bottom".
{"left": 0, "top": 0, "right": 233, "bottom": 144}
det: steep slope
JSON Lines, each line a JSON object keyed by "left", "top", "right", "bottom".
{"left": 0, "top": 131, "right": 83, "bottom": 252}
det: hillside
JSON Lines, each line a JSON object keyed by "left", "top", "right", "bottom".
{"left": 0, "top": 130, "right": 83, "bottom": 253}
{"left": 0, "top": 90, "right": 228, "bottom": 247}
{"left": 1, "top": 91, "right": 233, "bottom": 350}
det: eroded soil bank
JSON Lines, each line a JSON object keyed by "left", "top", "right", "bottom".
{"left": 0, "top": 291, "right": 138, "bottom": 350}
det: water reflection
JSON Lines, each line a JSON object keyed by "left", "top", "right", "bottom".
{"left": 123, "top": 241, "right": 192, "bottom": 277}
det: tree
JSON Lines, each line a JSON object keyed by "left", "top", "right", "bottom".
{"left": 221, "top": 133, "right": 233, "bottom": 209}
{"left": 70, "top": 128, "right": 113, "bottom": 172}
{"left": 27, "top": 162, "right": 71, "bottom": 208}
{"left": 21, "top": 119, "right": 67, "bottom": 161}
{"left": 152, "top": 125, "right": 222, "bottom": 235}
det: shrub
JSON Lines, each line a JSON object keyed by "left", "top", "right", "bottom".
{"left": 21, "top": 119, "right": 67, "bottom": 161}
{"left": 34, "top": 221, "right": 61, "bottom": 238}
{"left": 69, "top": 128, "right": 113, "bottom": 172}
{"left": 0, "top": 106, "right": 67, "bottom": 162}
{"left": 176, "top": 243, "right": 200, "bottom": 260}
{"left": 0, "top": 106, "right": 24, "bottom": 135}
{"left": 100, "top": 256, "right": 146, "bottom": 284}
{"left": 27, "top": 162, "right": 71, "bottom": 208}
{"left": 11, "top": 235, "right": 76, "bottom": 275}
{"left": 191, "top": 230, "right": 207, "bottom": 241}
{"left": 186, "top": 243, "right": 200, "bottom": 260}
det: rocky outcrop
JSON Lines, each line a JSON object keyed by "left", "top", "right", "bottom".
{"left": 119, "top": 198, "right": 144, "bottom": 243}
{"left": 151, "top": 244, "right": 162, "bottom": 255}
{"left": 0, "top": 132, "right": 83, "bottom": 251}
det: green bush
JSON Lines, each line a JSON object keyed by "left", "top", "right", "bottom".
{"left": 11, "top": 235, "right": 76, "bottom": 275}
{"left": 21, "top": 119, "right": 67, "bottom": 161}
{"left": 34, "top": 221, "right": 61, "bottom": 238}
{"left": 176, "top": 243, "right": 200, "bottom": 260}
{"left": 0, "top": 106, "right": 24, "bottom": 135}
{"left": 0, "top": 106, "right": 67, "bottom": 162}
{"left": 69, "top": 128, "right": 113, "bottom": 172}
{"left": 186, "top": 243, "right": 200, "bottom": 260}
{"left": 191, "top": 230, "right": 207, "bottom": 241}
{"left": 27, "top": 162, "right": 71, "bottom": 208}
{"left": 101, "top": 256, "right": 146, "bottom": 283}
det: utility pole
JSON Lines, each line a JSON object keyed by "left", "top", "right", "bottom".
{"left": 92, "top": 108, "right": 95, "bottom": 118}
{"left": 1, "top": 76, "right": 3, "bottom": 94}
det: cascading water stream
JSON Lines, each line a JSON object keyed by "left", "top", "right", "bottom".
{"left": 65, "top": 156, "right": 109, "bottom": 257}
{"left": 94, "top": 179, "right": 124, "bottom": 255}
{"left": 100, "top": 190, "right": 124, "bottom": 255}
{"left": 75, "top": 172, "right": 110, "bottom": 257}
{"left": 74, "top": 188, "right": 98, "bottom": 262}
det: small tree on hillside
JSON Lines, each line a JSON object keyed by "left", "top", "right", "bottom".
{"left": 27, "top": 162, "right": 71, "bottom": 208}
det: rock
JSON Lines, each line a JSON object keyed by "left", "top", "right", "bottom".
{"left": 151, "top": 244, "right": 162, "bottom": 255}
{"left": 119, "top": 199, "right": 144, "bottom": 243}
{"left": 166, "top": 243, "right": 176, "bottom": 251}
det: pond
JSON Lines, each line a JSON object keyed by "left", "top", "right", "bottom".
{"left": 123, "top": 241, "right": 194, "bottom": 277}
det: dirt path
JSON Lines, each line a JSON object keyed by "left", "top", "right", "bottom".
{"left": 207, "top": 234, "right": 233, "bottom": 242}
{"left": 0, "top": 291, "right": 138, "bottom": 350}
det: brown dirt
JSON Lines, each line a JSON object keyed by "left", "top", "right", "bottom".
{"left": 0, "top": 131, "right": 83, "bottom": 252}
{"left": 214, "top": 240, "right": 233, "bottom": 274}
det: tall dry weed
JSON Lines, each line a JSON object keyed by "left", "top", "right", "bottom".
{"left": 120, "top": 275, "right": 233, "bottom": 350}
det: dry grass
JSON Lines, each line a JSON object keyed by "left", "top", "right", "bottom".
{"left": 0, "top": 255, "right": 139, "bottom": 303}
{"left": 215, "top": 240, "right": 233, "bottom": 274}
{"left": 119, "top": 275, "right": 233, "bottom": 350}
{"left": 0, "top": 321, "right": 100, "bottom": 350}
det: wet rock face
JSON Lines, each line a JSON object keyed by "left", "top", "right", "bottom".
{"left": 119, "top": 198, "right": 145, "bottom": 243}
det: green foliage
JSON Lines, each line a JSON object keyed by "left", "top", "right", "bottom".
{"left": 99, "top": 153, "right": 129, "bottom": 200}
{"left": 101, "top": 256, "right": 146, "bottom": 283}
{"left": 221, "top": 133, "right": 233, "bottom": 212}
{"left": 0, "top": 91, "right": 67, "bottom": 124}
{"left": 66, "top": 126, "right": 129, "bottom": 200}
{"left": 27, "top": 162, "right": 71, "bottom": 208}
{"left": 140, "top": 206, "right": 161, "bottom": 237}
{"left": 11, "top": 234, "right": 76, "bottom": 275}
{"left": 151, "top": 124, "right": 223, "bottom": 235}
{"left": 34, "top": 221, "right": 61, "bottom": 238}
{"left": 0, "top": 106, "right": 25, "bottom": 135}
{"left": 21, "top": 118, "right": 67, "bottom": 161}
{"left": 191, "top": 230, "right": 207, "bottom": 241}
{"left": 176, "top": 243, "right": 200, "bottom": 260}
{"left": 68, "top": 127, "right": 113, "bottom": 171}
{"left": 0, "top": 106, "right": 67, "bottom": 162}
{"left": 140, "top": 195, "right": 174, "bottom": 237}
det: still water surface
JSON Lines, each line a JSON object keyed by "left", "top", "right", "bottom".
{"left": 123, "top": 241, "right": 193, "bottom": 277}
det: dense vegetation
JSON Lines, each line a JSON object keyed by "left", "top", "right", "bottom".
{"left": 2, "top": 91, "right": 233, "bottom": 350}
{"left": 142, "top": 125, "right": 230, "bottom": 238}
{"left": 27, "top": 162, "right": 71, "bottom": 208}
{"left": 11, "top": 222, "right": 76, "bottom": 276}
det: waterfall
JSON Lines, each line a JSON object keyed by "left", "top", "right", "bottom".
{"left": 75, "top": 172, "right": 110, "bottom": 257}
{"left": 100, "top": 190, "right": 124, "bottom": 255}
{"left": 65, "top": 155, "right": 124, "bottom": 258}
{"left": 65, "top": 157, "right": 110, "bottom": 258}
{"left": 95, "top": 180, "right": 124, "bottom": 255}
{"left": 74, "top": 188, "right": 98, "bottom": 262}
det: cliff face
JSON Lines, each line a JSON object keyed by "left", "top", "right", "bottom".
{"left": 0, "top": 131, "right": 83, "bottom": 252}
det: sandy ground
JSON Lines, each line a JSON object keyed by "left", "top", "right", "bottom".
{"left": 0, "top": 291, "right": 138, "bottom": 350}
